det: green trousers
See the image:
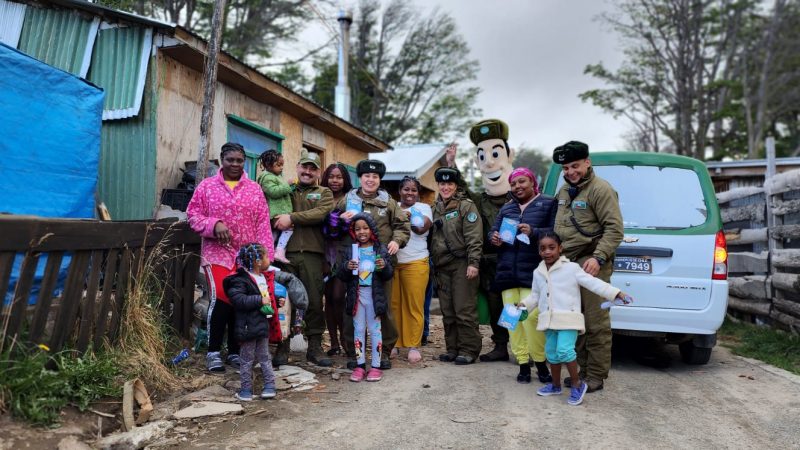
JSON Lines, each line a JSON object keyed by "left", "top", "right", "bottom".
{"left": 480, "top": 256, "right": 508, "bottom": 345}
{"left": 575, "top": 255, "right": 613, "bottom": 381}
{"left": 435, "top": 259, "right": 481, "bottom": 359}
{"left": 286, "top": 252, "right": 326, "bottom": 337}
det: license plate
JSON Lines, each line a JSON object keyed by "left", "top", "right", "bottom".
{"left": 614, "top": 256, "right": 652, "bottom": 273}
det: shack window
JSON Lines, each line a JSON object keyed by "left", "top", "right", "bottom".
{"left": 226, "top": 115, "right": 285, "bottom": 179}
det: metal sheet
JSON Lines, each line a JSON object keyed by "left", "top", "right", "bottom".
{"left": 0, "top": 0, "right": 26, "bottom": 48}
{"left": 17, "top": 5, "right": 98, "bottom": 75}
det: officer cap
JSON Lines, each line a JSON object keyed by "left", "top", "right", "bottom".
{"left": 435, "top": 167, "right": 460, "bottom": 183}
{"left": 469, "top": 119, "right": 509, "bottom": 145}
{"left": 298, "top": 147, "right": 322, "bottom": 168}
{"left": 356, "top": 159, "right": 386, "bottom": 178}
{"left": 552, "top": 141, "right": 589, "bottom": 164}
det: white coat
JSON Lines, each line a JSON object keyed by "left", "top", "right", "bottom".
{"left": 521, "top": 256, "right": 620, "bottom": 334}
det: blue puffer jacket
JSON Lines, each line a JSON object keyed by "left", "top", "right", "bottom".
{"left": 491, "top": 194, "right": 558, "bottom": 292}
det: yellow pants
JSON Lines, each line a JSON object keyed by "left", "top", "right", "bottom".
{"left": 391, "top": 258, "right": 430, "bottom": 348}
{"left": 501, "top": 288, "right": 546, "bottom": 364}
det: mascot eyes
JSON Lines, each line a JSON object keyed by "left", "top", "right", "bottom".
{"left": 477, "top": 149, "right": 485, "bottom": 161}
{"left": 492, "top": 151, "right": 499, "bottom": 158}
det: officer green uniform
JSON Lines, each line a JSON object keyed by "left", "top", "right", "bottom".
{"left": 552, "top": 141, "right": 623, "bottom": 390}
{"left": 336, "top": 159, "right": 411, "bottom": 367}
{"left": 430, "top": 168, "right": 484, "bottom": 363}
{"left": 283, "top": 151, "right": 335, "bottom": 366}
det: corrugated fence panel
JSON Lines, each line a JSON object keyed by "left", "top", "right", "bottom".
{"left": 0, "top": 0, "right": 26, "bottom": 48}
{"left": 17, "top": 6, "right": 97, "bottom": 76}
{"left": 88, "top": 25, "right": 152, "bottom": 120}
{"left": 98, "top": 58, "right": 157, "bottom": 220}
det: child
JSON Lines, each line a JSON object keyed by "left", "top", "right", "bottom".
{"left": 336, "top": 213, "right": 394, "bottom": 382}
{"left": 223, "top": 243, "right": 281, "bottom": 401}
{"left": 257, "top": 150, "right": 292, "bottom": 263}
{"left": 519, "top": 232, "right": 630, "bottom": 406}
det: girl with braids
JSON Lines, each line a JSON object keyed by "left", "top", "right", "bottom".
{"left": 257, "top": 149, "right": 293, "bottom": 263}
{"left": 187, "top": 142, "right": 273, "bottom": 373}
{"left": 224, "top": 243, "right": 280, "bottom": 401}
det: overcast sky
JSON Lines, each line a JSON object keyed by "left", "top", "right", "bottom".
{"left": 276, "top": 0, "right": 629, "bottom": 155}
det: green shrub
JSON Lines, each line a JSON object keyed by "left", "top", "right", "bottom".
{"left": 719, "top": 318, "right": 800, "bottom": 375}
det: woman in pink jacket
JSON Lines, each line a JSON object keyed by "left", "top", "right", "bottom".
{"left": 187, "top": 142, "right": 273, "bottom": 373}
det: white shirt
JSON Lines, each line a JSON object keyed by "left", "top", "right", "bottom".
{"left": 397, "top": 202, "right": 432, "bottom": 264}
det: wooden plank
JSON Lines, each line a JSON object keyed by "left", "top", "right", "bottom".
{"left": 772, "top": 224, "right": 800, "bottom": 240}
{"left": 724, "top": 227, "right": 768, "bottom": 245}
{"left": 728, "top": 275, "right": 768, "bottom": 300}
{"left": 171, "top": 249, "right": 183, "bottom": 333}
{"left": 727, "top": 251, "right": 769, "bottom": 274}
{"left": 772, "top": 272, "right": 800, "bottom": 294}
{"left": 0, "top": 218, "right": 199, "bottom": 252}
{"left": 93, "top": 248, "right": 120, "bottom": 349}
{"left": 161, "top": 248, "right": 176, "bottom": 318}
{"left": 769, "top": 308, "right": 800, "bottom": 332}
{"left": 772, "top": 249, "right": 800, "bottom": 270}
{"left": 774, "top": 298, "right": 800, "bottom": 318}
{"left": 3, "top": 253, "right": 40, "bottom": 343}
{"left": 772, "top": 198, "right": 800, "bottom": 216}
{"left": 766, "top": 168, "right": 800, "bottom": 195}
{"left": 107, "top": 248, "right": 133, "bottom": 342}
{"left": 716, "top": 187, "right": 764, "bottom": 205}
{"left": 721, "top": 204, "right": 765, "bottom": 224}
{"left": 727, "top": 295, "right": 772, "bottom": 316}
{"left": 48, "top": 251, "right": 91, "bottom": 352}
{"left": 181, "top": 252, "right": 201, "bottom": 337}
{"left": 76, "top": 250, "right": 104, "bottom": 353}
{"left": 0, "top": 252, "right": 18, "bottom": 317}
{"left": 28, "top": 252, "right": 64, "bottom": 341}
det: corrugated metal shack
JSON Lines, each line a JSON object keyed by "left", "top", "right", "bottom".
{"left": 1, "top": 0, "right": 391, "bottom": 219}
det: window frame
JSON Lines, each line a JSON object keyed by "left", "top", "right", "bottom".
{"left": 226, "top": 114, "right": 285, "bottom": 179}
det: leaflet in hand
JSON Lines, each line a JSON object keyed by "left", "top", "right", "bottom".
{"left": 499, "top": 218, "right": 519, "bottom": 244}
{"left": 410, "top": 207, "right": 425, "bottom": 227}
{"left": 346, "top": 197, "right": 362, "bottom": 214}
{"left": 497, "top": 303, "right": 524, "bottom": 331}
{"left": 358, "top": 247, "right": 375, "bottom": 286}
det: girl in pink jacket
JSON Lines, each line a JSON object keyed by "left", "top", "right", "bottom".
{"left": 187, "top": 142, "right": 273, "bottom": 373}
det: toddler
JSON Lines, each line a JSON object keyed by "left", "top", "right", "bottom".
{"left": 257, "top": 150, "right": 292, "bottom": 263}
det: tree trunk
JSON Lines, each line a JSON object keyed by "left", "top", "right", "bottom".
{"left": 195, "top": 0, "right": 227, "bottom": 184}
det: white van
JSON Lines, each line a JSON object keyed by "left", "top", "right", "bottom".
{"left": 543, "top": 152, "right": 728, "bottom": 364}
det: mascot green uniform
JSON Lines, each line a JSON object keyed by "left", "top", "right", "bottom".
{"left": 445, "top": 119, "right": 515, "bottom": 362}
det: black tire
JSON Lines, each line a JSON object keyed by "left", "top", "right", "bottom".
{"left": 679, "top": 340, "right": 713, "bottom": 365}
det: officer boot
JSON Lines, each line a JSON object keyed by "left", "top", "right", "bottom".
{"left": 479, "top": 342, "right": 509, "bottom": 362}
{"left": 306, "top": 335, "right": 332, "bottom": 367}
{"left": 272, "top": 339, "right": 289, "bottom": 368}
{"left": 534, "top": 360, "right": 552, "bottom": 383}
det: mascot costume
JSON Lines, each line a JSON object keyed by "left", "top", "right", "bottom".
{"left": 445, "top": 118, "right": 515, "bottom": 362}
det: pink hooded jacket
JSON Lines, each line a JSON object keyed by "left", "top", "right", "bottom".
{"left": 186, "top": 169, "right": 274, "bottom": 268}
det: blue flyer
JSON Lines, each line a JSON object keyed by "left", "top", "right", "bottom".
{"left": 410, "top": 207, "right": 425, "bottom": 227}
{"left": 346, "top": 197, "right": 362, "bottom": 214}
{"left": 499, "top": 217, "right": 519, "bottom": 244}
{"left": 358, "top": 247, "right": 375, "bottom": 286}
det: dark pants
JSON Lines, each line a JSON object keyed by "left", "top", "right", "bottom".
{"left": 325, "top": 276, "right": 347, "bottom": 351}
{"left": 435, "top": 259, "right": 481, "bottom": 358}
{"left": 240, "top": 337, "right": 275, "bottom": 392}
{"left": 208, "top": 299, "right": 240, "bottom": 356}
{"left": 480, "top": 257, "right": 508, "bottom": 345}
{"left": 286, "top": 252, "right": 326, "bottom": 337}
{"left": 575, "top": 255, "right": 614, "bottom": 382}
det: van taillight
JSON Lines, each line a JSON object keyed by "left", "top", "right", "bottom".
{"left": 712, "top": 230, "right": 727, "bottom": 280}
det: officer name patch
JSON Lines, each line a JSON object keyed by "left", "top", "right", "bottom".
{"left": 572, "top": 200, "right": 587, "bottom": 209}
{"left": 466, "top": 212, "right": 478, "bottom": 223}
{"left": 306, "top": 193, "right": 321, "bottom": 201}
{"left": 445, "top": 210, "right": 459, "bottom": 220}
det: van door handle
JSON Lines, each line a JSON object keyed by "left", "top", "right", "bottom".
{"left": 616, "top": 246, "right": 673, "bottom": 258}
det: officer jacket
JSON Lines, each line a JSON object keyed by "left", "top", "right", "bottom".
{"left": 554, "top": 167, "right": 624, "bottom": 264}
{"left": 456, "top": 169, "right": 512, "bottom": 258}
{"left": 430, "top": 190, "right": 484, "bottom": 268}
{"left": 491, "top": 194, "right": 558, "bottom": 292}
{"left": 337, "top": 189, "right": 411, "bottom": 249}
{"left": 287, "top": 183, "right": 334, "bottom": 254}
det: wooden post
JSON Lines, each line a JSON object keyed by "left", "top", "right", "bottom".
{"left": 765, "top": 136, "right": 776, "bottom": 256}
{"left": 195, "top": 0, "right": 227, "bottom": 184}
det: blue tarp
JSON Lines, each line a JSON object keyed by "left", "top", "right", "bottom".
{"left": 0, "top": 42, "right": 104, "bottom": 305}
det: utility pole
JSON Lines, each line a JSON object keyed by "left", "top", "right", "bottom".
{"left": 195, "top": 0, "right": 226, "bottom": 184}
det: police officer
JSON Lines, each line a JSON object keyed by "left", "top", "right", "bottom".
{"left": 552, "top": 141, "right": 623, "bottom": 392}
{"left": 430, "top": 167, "right": 484, "bottom": 365}
{"left": 273, "top": 149, "right": 335, "bottom": 367}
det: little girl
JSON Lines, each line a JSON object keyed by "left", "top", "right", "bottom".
{"left": 257, "top": 150, "right": 292, "bottom": 263}
{"left": 223, "top": 243, "right": 281, "bottom": 401}
{"left": 520, "top": 232, "right": 630, "bottom": 406}
{"left": 336, "top": 213, "right": 394, "bottom": 382}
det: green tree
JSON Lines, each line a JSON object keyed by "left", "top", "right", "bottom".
{"left": 513, "top": 147, "right": 551, "bottom": 185}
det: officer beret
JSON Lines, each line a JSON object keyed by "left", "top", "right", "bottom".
{"left": 552, "top": 141, "right": 589, "bottom": 164}
{"left": 435, "top": 167, "right": 460, "bottom": 183}
{"left": 469, "top": 119, "right": 509, "bottom": 145}
{"left": 356, "top": 159, "right": 386, "bottom": 178}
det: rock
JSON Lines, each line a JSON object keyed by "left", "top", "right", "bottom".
{"left": 180, "top": 384, "right": 233, "bottom": 403}
{"left": 95, "top": 420, "right": 174, "bottom": 450}
{"left": 331, "top": 373, "right": 341, "bottom": 381}
{"left": 173, "top": 402, "right": 243, "bottom": 420}
{"left": 276, "top": 379, "right": 293, "bottom": 391}
{"left": 58, "top": 436, "right": 92, "bottom": 450}
{"left": 224, "top": 380, "right": 241, "bottom": 391}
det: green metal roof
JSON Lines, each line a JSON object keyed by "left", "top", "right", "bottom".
{"left": 17, "top": 5, "right": 98, "bottom": 76}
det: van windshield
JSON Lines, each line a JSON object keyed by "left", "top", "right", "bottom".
{"left": 557, "top": 165, "right": 708, "bottom": 229}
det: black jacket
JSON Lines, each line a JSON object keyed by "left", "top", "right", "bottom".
{"left": 491, "top": 194, "right": 558, "bottom": 292}
{"left": 335, "top": 213, "right": 394, "bottom": 317}
{"left": 223, "top": 268, "right": 272, "bottom": 342}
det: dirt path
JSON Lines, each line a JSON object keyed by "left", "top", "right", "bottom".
{"left": 159, "top": 320, "right": 800, "bottom": 449}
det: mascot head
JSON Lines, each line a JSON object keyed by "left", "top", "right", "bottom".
{"left": 469, "top": 119, "right": 515, "bottom": 197}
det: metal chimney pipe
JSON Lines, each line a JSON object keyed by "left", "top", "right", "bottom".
{"left": 335, "top": 8, "right": 353, "bottom": 121}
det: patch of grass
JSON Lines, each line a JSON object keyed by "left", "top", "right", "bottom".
{"left": 0, "top": 346, "right": 121, "bottom": 426}
{"left": 719, "top": 317, "right": 800, "bottom": 375}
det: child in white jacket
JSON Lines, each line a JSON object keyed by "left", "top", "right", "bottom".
{"left": 520, "top": 232, "right": 630, "bottom": 406}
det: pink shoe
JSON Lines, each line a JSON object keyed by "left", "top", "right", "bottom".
{"left": 366, "top": 367, "right": 383, "bottom": 382}
{"left": 389, "top": 347, "right": 399, "bottom": 359}
{"left": 350, "top": 367, "right": 366, "bottom": 382}
{"left": 407, "top": 348, "right": 422, "bottom": 363}
{"left": 273, "top": 247, "right": 290, "bottom": 263}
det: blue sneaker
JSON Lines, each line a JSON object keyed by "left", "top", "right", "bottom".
{"left": 235, "top": 389, "right": 253, "bottom": 402}
{"left": 261, "top": 385, "right": 276, "bottom": 399}
{"left": 537, "top": 383, "right": 562, "bottom": 396}
{"left": 567, "top": 382, "right": 588, "bottom": 406}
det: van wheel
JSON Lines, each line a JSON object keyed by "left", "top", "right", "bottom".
{"left": 679, "top": 341, "right": 712, "bottom": 365}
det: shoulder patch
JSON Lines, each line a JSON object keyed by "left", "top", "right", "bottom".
{"left": 467, "top": 211, "right": 478, "bottom": 223}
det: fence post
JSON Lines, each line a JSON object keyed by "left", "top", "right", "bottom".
{"left": 765, "top": 136, "right": 777, "bottom": 256}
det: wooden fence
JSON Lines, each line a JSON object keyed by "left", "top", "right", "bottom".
{"left": 719, "top": 168, "right": 800, "bottom": 332}
{"left": 0, "top": 217, "right": 201, "bottom": 354}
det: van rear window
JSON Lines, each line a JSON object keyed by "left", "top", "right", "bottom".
{"left": 558, "top": 165, "right": 708, "bottom": 229}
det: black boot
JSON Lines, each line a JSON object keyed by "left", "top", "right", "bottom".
{"left": 306, "top": 335, "right": 332, "bottom": 367}
{"left": 534, "top": 361, "right": 552, "bottom": 383}
{"left": 479, "top": 342, "right": 509, "bottom": 362}
{"left": 517, "top": 364, "right": 532, "bottom": 383}
{"left": 272, "top": 340, "right": 289, "bottom": 367}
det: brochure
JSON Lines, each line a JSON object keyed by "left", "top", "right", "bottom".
{"left": 346, "top": 197, "right": 362, "bottom": 214}
{"left": 358, "top": 247, "right": 375, "bottom": 286}
{"left": 499, "top": 218, "right": 519, "bottom": 244}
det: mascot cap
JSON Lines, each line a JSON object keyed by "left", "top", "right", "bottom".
{"left": 435, "top": 167, "right": 460, "bottom": 183}
{"left": 552, "top": 141, "right": 589, "bottom": 164}
{"left": 298, "top": 147, "right": 322, "bottom": 168}
{"left": 356, "top": 159, "right": 386, "bottom": 178}
{"left": 469, "top": 119, "right": 509, "bottom": 145}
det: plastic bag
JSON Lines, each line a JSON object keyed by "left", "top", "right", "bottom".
{"left": 290, "top": 334, "right": 308, "bottom": 353}
{"left": 497, "top": 304, "right": 524, "bottom": 331}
